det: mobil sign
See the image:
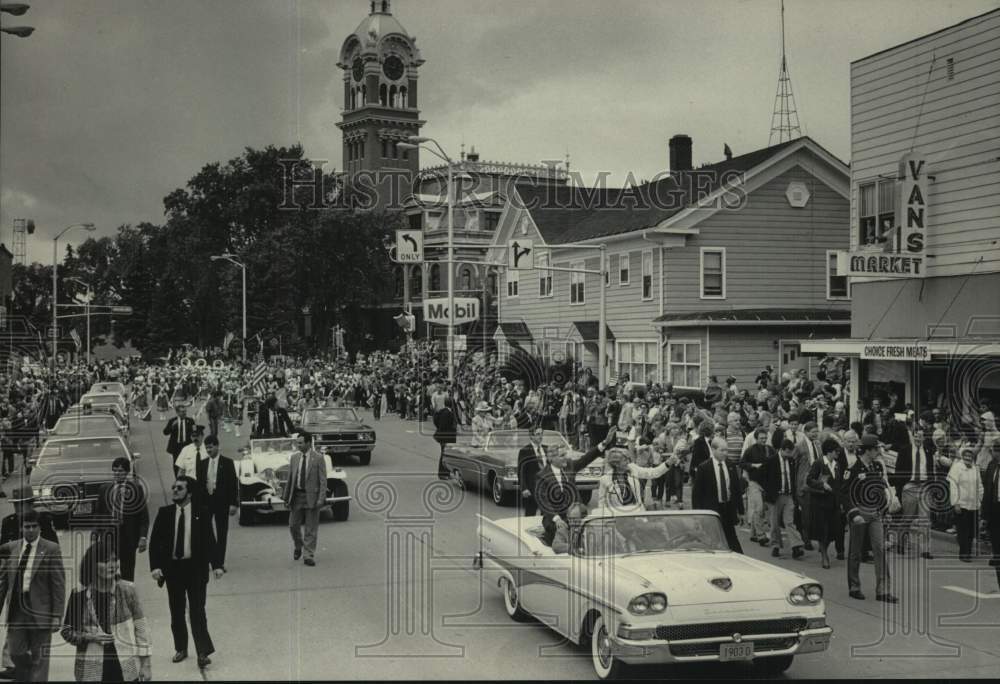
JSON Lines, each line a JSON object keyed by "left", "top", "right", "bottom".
{"left": 423, "top": 297, "right": 480, "bottom": 325}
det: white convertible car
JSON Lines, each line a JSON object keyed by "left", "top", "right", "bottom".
{"left": 476, "top": 510, "right": 832, "bottom": 679}
{"left": 235, "top": 437, "right": 351, "bottom": 525}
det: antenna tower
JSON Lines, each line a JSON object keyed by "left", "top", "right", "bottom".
{"left": 12, "top": 219, "right": 31, "bottom": 266}
{"left": 769, "top": 0, "right": 802, "bottom": 145}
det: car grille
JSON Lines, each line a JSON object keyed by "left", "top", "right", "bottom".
{"left": 669, "top": 637, "right": 798, "bottom": 657}
{"left": 656, "top": 618, "right": 806, "bottom": 642}
{"left": 320, "top": 433, "right": 357, "bottom": 441}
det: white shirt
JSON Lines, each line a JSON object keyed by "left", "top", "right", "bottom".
{"left": 780, "top": 457, "right": 792, "bottom": 495}
{"left": 206, "top": 456, "right": 219, "bottom": 495}
{"left": 824, "top": 456, "right": 837, "bottom": 480}
{"left": 174, "top": 502, "right": 193, "bottom": 560}
{"left": 550, "top": 465, "right": 565, "bottom": 488}
{"left": 947, "top": 461, "right": 984, "bottom": 510}
{"left": 175, "top": 442, "right": 204, "bottom": 475}
{"left": 533, "top": 444, "right": 546, "bottom": 467}
{"left": 17, "top": 538, "right": 39, "bottom": 593}
{"left": 911, "top": 441, "right": 927, "bottom": 482}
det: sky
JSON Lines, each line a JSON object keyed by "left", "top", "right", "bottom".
{"left": 2, "top": 0, "right": 997, "bottom": 264}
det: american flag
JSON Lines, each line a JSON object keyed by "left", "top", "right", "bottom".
{"left": 250, "top": 361, "right": 268, "bottom": 394}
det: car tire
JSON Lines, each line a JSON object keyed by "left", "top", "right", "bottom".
{"left": 357, "top": 452, "right": 372, "bottom": 466}
{"left": 501, "top": 577, "right": 530, "bottom": 622}
{"left": 579, "top": 490, "right": 593, "bottom": 505}
{"left": 238, "top": 506, "right": 255, "bottom": 526}
{"left": 490, "top": 474, "right": 512, "bottom": 507}
{"left": 754, "top": 654, "right": 794, "bottom": 674}
{"left": 451, "top": 469, "right": 465, "bottom": 490}
{"left": 331, "top": 480, "right": 350, "bottom": 521}
{"left": 591, "top": 615, "right": 628, "bottom": 680}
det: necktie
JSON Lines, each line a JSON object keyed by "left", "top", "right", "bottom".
{"left": 207, "top": 458, "right": 217, "bottom": 495}
{"left": 299, "top": 453, "right": 307, "bottom": 490}
{"left": 781, "top": 459, "right": 789, "bottom": 495}
{"left": 174, "top": 507, "right": 185, "bottom": 559}
{"left": 178, "top": 420, "right": 185, "bottom": 443}
{"left": 718, "top": 461, "right": 728, "bottom": 503}
{"left": 13, "top": 541, "right": 32, "bottom": 597}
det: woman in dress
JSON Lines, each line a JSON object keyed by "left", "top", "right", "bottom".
{"left": 595, "top": 448, "right": 669, "bottom": 513}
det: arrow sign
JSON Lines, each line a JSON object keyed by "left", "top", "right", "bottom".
{"left": 395, "top": 230, "right": 424, "bottom": 263}
{"left": 509, "top": 239, "right": 534, "bottom": 271}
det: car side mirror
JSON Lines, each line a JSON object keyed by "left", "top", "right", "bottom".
{"left": 132, "top": 451, "right": 141, "bottom": 460}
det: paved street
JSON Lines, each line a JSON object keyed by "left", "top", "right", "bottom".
{"left": 3, "top": 406, "right": 998, "bottom": 680}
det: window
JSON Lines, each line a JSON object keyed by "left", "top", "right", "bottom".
{"left": 506, "top": 269, "right": 519, "bottom": 297}
{"left": 641, "top": 250, "right": 653, "bottom": 300}
{"left": 668, "top": 341, "right": 701, "bottom": 389}
{"left": 537, "top": 252, "right": 552, "bottom": 297}
{"left": 570, "top": 261, "right": 585, "bottom": 304}
{"left": 617, "top": 341, "right": 659, "bottom": 385}
{"left": 619, "top": 253, "right": 630, "bottom": 285}
{"left": 429, "top": 264, "right": 441, "bottom": 292}
{"left": 700, "top": 248, "right": 725, "bottom": 299}
{"left": 826, "top": 250, "right": 850, "bottom": 299}
{"left": 858, "top": 179, "right": 895, "bottom": 247}
{"left": 483, "top": 212, "right": 500, "bottom": 233}
{"left": 461, "top": 267, "right": 472, "bottom": 291}
{"left": 606, "top": 254, "right": 614, "bottom": 286}
{"left": 408, "top": 213, "right": 422, "bottom": 231}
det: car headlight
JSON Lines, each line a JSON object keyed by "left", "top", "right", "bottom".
{"left": 364, "top": 431, "right": 376, "bottom": 441}
{"left": 789, "top": 583, "right": 823, "bottom": 605}
{"left": 628, "top": 592, "right": 668, "bottom": 615}
{"left": 33, "top": 486, "right": 53, "bottom": 498}
{"left": 617, "top": 625, "right": 657, "bottom": 640}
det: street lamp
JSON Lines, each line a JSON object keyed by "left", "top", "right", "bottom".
{"left": 52, "top": 223, "right": 95, "bottom": 369}
{"left": 65, "top": 276, "right": 92, "bottom": 363}
{"left": 398, "top": 135, "right": 460, "bottom": 384}
{"left": 211, "top": 253, "right": 247, "bottom": 362}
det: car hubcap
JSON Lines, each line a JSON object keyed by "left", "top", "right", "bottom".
{"left": 505, "top": 581, "right": 517, "bottom": 610}
{"left": 493, "top": 479, "right": 502, "bottom": 502}
{"left": 596, "top": 626, "right": 612, "bottom": 669}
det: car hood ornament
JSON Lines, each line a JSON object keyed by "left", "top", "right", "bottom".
{"left": 709, "top": 577, "right": 733, "bottom": 591}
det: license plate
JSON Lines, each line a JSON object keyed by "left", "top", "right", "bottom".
{"left": 75, "top": 502, "right": 93, "bottom": 515}
{"left": 719, "top": 642, "right": 754, "bottom": 661}
{"left": 330, "top": 446, "right": 351, "bottom": 453}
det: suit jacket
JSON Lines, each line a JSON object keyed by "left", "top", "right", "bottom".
{"left": 805, "top": 457, "right": 845, "bottom": 514}
{"left": 194, "top": 455, "right": 240, "bottom": 512}
{"left": 0, "top": 537, "right": 66, "bottom": 630}
{"left": 533, "top": 445, "right": 604, "bottom": 519}
{"left": 98, "top": 480, "right": 150, "bottom": 547}
{"left": 692, "top": 458, "right": 744, "bottom": 522}
{"left": 689, "top": 436, "right": 712, "bottom": 479}
{"left": 149, "top": 503, "right": 220, "bottom": 583}
{"left": 517, "top": 443, "right": 548, "bottom": 495}
{"left": 763, "top": 455, "right": 798, "bottom": 504}
{"left": 0, "top": 512, "right": 60, "bottom": 546}
{"left": 254, "top": 406, "right": 294, "bottom": 437}
{"left": 281, "top": 449, "right": 327, "bottom": 509}
{"left": 162, "top": 416, "right": 196, "bottom": 456}
{"left": 983, "top": 460, "right": 1000, "bottom": 518}
{"left": 793, "top": 437, "right": 821, "bottom": 498}
{"left": 891, "top": 436, "right": 937, "bottom": 495}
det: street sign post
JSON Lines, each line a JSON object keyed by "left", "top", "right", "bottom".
{"left": 395, "top": 230, "right": 424, "bottom": 263}
{"left": 508, "top": 239, "right": 534, "bottom": 270}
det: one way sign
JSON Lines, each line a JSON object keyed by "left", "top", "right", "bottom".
{"left": 508, "top": 239, "right": 533, "bottom": 270}
{"left": 395, "top": 230, "right": 424, "bottom": 263}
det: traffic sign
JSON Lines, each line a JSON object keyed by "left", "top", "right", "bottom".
{"left": 423, "top": 297, "right": 480, "bottom": 325}
{"left": 395, "top": 230, "right": 423, "bottom": 263}
{"left": 111, "top": 306, "right": 133, "bottom": 315}
{"left": 508, "top": 239, "right": 533, "bottom": 270}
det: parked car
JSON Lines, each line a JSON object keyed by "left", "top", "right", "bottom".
{"left": 29, "top": 435, "right": 140, "bottom": 528}
{"left": 235, "top": 436, "right": 350, "bottom": 526}
{"left": 88, "top": 382, "right": 128, "bottom": 399}
{"left": 442, "top": 429, "right": 605, "bottom": 506}
{"left": 299, "top": 407, "right": 376, "bottom": 465}
{"left": 476, "top": 510, "right": 832, "bottom": 679}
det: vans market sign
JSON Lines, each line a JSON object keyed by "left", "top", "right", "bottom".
{"left": 837, "top": 151, "right": 928, "bottom": 279}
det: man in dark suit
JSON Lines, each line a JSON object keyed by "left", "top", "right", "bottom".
{"left": 892, "top": 414, "right": 938, "bottom": 558}
{"left": 163, "top": 404, "right": 196, "bottom": 473}
{"left": 692, "top": 446, "right": 744, "bottom": 553}
{"left": 150, "top": 475, "right": 224, "bottom": 668}
{"left": 538, "top": 428, "right": 617, "bottom": 546}
{"left": 793, "top": 420, "right": 821, "bottom": 551}
{"left": 982, "top": 442, "right": 1000, "bottom": 593}
{"left": 193, "top": 435, "right": 239, "bottom": 571}
{"left": 281, "top": 431, "right": 327, "bottom": 566}
{"left": 254, "top": 396, "right": 294, "bottom": 438}
{"left": 688, "top": 423, "right": 715, "bottom": 480}
{"left": 98, "top": 457, "right": 150, "bottom": 581}
{"left": 518, "top": 425, "right": 548, "bottom": 517}
{"left": 36, "top": 390, "right": 66, "bottom": 431}
{"left": 0, "top": 487, "right": 59, "bottom": 546}
{"left": 806, "top": 439, "right": 847, "bottom": 568}
{"left": 0, "top": 510, "right": 65, "bottom": 682}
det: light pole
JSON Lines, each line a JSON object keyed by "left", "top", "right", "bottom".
{"left": 398, "top": 136, "right": 460, "bottom": 383}
{"left": 210, "top": 253, "right": 247, "bottom": 362}
{"left": 52, "top": 223, "right": 95, "bottom": 369}
{"left": 65, "top": 277, "right": 92, "bottom": 363}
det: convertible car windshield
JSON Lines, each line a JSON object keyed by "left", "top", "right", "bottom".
{"left": 252, "top": 438, "right": 297, "bottom": 453}
{"left": 303, "top": 408, "right": 359, "bottom": 424}
{"left": 580, "top": 514, "right": 729, "bottom": 556}
{"left": 487, "top": 430, "right": 568, "bottom": 450}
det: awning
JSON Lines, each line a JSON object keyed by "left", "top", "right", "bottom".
{"left": 800, "top": 338, "right": 1000, "bottom": 358}
{"left": 653, "top": 308, "right": 850, "bottom": 328}
{"left": 570, "top": 321, "right": 615, "bottom": 342}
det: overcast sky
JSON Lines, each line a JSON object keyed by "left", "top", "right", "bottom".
{"left": 2, "top": 0, "right": 996, "bottom": 264}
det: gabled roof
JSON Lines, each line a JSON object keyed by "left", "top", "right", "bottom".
{"left": 493, "top": 322, "right": 532, "bottom": 339}
{"left": 653, "top": 308, "right": 851, "bottom": 327}
{"left": 571, "top": 321, "right": 616, "bottom": 341}
{"left": 512, "top": 136, "right": 841, "bottom": 245}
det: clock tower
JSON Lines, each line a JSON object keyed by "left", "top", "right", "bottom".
{"left": 337, "top": 0, "right": 424, "bottom": 207}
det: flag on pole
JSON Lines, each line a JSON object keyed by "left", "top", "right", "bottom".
{"left": 250, "top": 361, "right": 268, "bottom": 394}
{"left": 70, "top": 329, "right": 82, "bottom": 351}
{"left": 223, "top": 332, "right": 235, "bottom": 350}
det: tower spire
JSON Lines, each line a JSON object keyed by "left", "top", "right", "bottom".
{"left": 768, "top": 0, "right": 802, "bottom": 146}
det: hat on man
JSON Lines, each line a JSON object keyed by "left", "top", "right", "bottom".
{"left": 475, "top": 401, "right": 491, "bottom": 413}
{"left": 9, "top": 485, "right": 35, "bottom": 504}
{"left": 859, "top": 434, "right": 880, "bottom": 450}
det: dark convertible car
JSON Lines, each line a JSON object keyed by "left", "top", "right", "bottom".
{"left": 299, "top": 407, "right": 376, "bottom": 465}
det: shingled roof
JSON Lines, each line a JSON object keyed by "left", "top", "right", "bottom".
{"left": 514, "top": 137, "right": 813, "bottom": 244}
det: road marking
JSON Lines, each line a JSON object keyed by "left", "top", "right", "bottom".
{"left": 942, "top": 585, "right": 1000, "bottom": 600}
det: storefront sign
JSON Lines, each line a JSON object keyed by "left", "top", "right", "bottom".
{"left": 423, "top": 297, "right": 480, "bottom": 324}
{"left": 837, "top": 250, "right": 924, "bottom": 277}
{"left": 860, "top": 342, "right": 929, "bottom": 361}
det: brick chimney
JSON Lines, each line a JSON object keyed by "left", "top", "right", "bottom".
{"left": 669, "top": 134, "right": 692, "bottom": 174}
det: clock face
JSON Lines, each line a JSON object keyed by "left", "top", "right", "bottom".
{"left": 383, "top": 55, "right": 404, "bottom": 81}
{"left": 352, "top": 58, "right": 364, "bottom": 82}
